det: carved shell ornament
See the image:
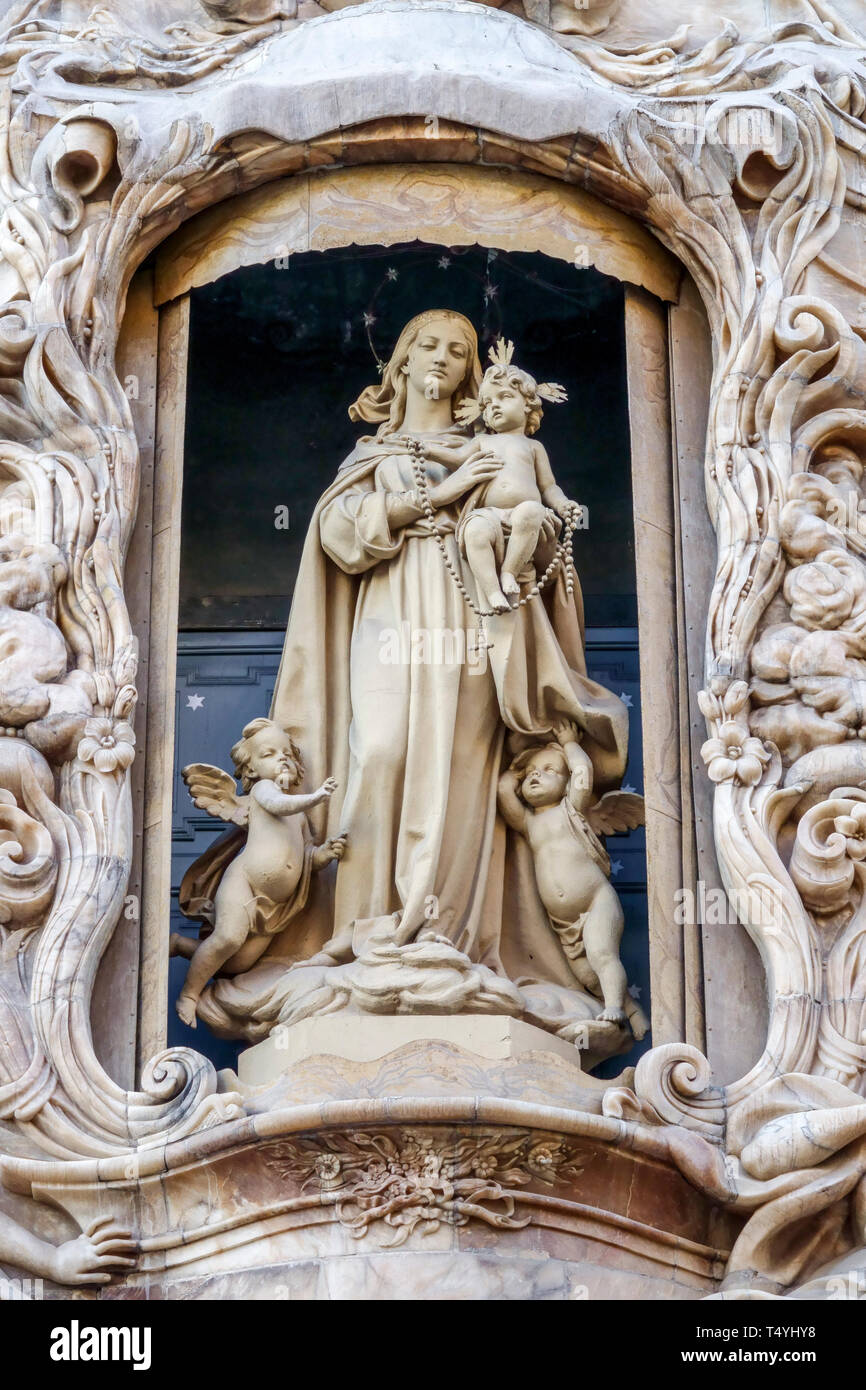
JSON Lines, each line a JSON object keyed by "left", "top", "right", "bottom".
{"left": 0, "top": 0, "right": 863, "bottom": 1297}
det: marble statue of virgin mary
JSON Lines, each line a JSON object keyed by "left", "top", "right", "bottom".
{"left": 188, "top": 309, "right": 632, "bottom": 1056}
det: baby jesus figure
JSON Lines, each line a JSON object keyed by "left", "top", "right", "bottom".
{"left": 421, "top": 339, "right": 578, "bottom": 613}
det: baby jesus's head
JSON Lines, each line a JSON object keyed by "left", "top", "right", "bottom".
{"left": 478, "top": 363, "right": 546, "bottom": 437}
{"left": 511, "top": 743, "right": 570, "bottom": 808}
{"left": 469, "top": 339, "right": 567, "bottom": 437}
{"left": 232, "top": 718, "right": 304, "bottom": 792}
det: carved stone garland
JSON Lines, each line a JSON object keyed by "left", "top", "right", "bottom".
{"left": 0, "top": 0, "right": 865, "bottom": 1296}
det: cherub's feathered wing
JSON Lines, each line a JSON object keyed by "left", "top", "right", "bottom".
{"left": 182, "top": 763, "right": 250, "bottom": 827}
{"left": 586, "top": 791, "right": 645, "bottom": 836}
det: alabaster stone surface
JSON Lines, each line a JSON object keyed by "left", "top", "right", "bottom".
{"left": 1, "top": 0, "right": 866, "bottom": 1303}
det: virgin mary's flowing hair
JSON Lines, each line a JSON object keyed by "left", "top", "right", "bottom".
{"left": 349, "top": 310, "right": 482, "bottom": 438}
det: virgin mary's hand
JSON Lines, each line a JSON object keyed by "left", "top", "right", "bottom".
{"left": 429, "top": 451, "right": 502, "bottom": 508}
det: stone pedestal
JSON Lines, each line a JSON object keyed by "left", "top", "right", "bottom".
{"left": 237, "top": 1014, "right": 602, "bottom": 1083}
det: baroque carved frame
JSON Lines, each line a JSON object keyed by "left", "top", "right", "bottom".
{"left": 1, "top": 0, "right": 866, "bottom": 1296}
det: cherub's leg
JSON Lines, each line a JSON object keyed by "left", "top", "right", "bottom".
{"left": 169, "top": 933, "right": 195, "bottom": 960}
{"left": 549, "top": 918, "right": 600, "bottom": 993}
{"left": 582, "top": 885, "right": 628, "bottom": 1026}
{"left": 625, "top": 992, "right": 650, "bottom": 1041}
{"left": 463, "top": 513, "right": 509, "bottom": 614}
{"left": 501, "top": 500, "right": 546, "bottom": 599}
{"left": 564, "top": 948, "right": 601, "bottom": 996}
{"left": 176, "top": 880, "right": 252, "bottom": 1027}
{"left": 173, "top": 927, "right": 269, "bottom": 981}
{"left": 222, "top": 934, "right": 273, "bottom": 975}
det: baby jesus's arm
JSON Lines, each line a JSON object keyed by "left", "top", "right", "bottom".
{"left": 533, "top": 441, "right": 572, "bottom": 519}
{"left": 497, "top": 767, "right": 528, "bottom": 834}
{"left": 416, "top": 437, "right": 480, "bottom": 466}
{"left": 253, "top": 777, "right": 337, "bottom": 816}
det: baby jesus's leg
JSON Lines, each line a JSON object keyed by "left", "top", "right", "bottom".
{"left": 463, "top": 512, "right": 510, "bottom": 614}
{"left": 500, "top": 500, "right": 546, "bottom": 601}
{"left": 582, "top": 885, "right": 629, "bottom": 1027}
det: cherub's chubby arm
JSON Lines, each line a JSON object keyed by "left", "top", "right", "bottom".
{"left": 253, "top": 776, "right": 338, "bottom": 817}
{"left": 0, "top": 1210, "right": 136, "bottom": 1286}
{"left": 534, "top": 441, "right": 577, "bottom": 520}
{"left": 552, "top": 717, "right": 594, "bottom": 809}
{"left": 312, "top": 833, "right": 348, "bottom": 871}
{"left": 497, "top": 768, "right": 528, "bottom": 835}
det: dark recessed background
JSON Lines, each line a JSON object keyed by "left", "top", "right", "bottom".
{"left": 180, "top": 242, "right": 636, "bottom": 628}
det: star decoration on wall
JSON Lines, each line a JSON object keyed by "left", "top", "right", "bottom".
{"left": 386, "top": 268, "right": 398, "bottom": 281}
{"left": 619, "top": 692, "right": 633, "bottom": 707}
{"left": 628, "top": 983, "right": 642, "bottom": 1000}
{"left": 186, "top": 693, "right": 205, "bottom": 711}
{"left": 610, "top": 860, "right": 623, "bottom": 876}
{"left": 437, "top": 256, "right": 451, "bottom": 269}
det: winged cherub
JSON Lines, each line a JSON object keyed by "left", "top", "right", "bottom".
{"left": 418, "top": 339, "right": 577, "bottom": 613}
{"left": 498, "top": 717, "right": 648, "bottom": 1039}
{"left": 170, "top": 717, "right": 346, "bottom": 1027}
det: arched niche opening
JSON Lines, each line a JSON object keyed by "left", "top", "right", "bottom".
{"left": 94, "top": 161, "right": 763, "bottom": 1090}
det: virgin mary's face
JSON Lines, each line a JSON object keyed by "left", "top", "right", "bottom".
{"left": 402, "top": 318, "right": 471, "bottom": 401}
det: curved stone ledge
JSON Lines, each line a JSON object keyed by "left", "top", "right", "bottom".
{"left": 6, "top": 1119, "right": 737, "bottom": 1300}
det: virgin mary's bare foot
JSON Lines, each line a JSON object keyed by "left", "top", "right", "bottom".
{"left": 176, "top": 993, "right": 198, "bottom": 1027}
{"left": 487, "top": 590, "right": 511, "bottom": 614}
{"left": 598, "top": 1006, "right": 628, "bottom": 1027}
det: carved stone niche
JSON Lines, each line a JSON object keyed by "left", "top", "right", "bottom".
{"left": 130, "top": 162, "right": 723, "bottom": 1077}
{"left": 2, "top": 0, "right": 866, "bottom": 1302}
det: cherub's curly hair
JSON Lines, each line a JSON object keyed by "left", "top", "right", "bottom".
{"left": 231, "top": 718, "right": 304, "bottom": 792}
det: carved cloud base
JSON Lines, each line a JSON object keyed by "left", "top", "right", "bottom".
{"left": 199, "top": 937, "right": 634, "bottom": 1066}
